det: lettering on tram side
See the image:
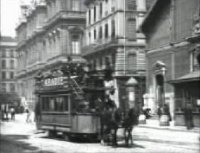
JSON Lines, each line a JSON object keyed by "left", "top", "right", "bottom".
{"left": 44, "top": 77, "right": 67, "bottom": 86}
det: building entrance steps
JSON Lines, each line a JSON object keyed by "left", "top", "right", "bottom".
{"left": 138, "top": 118, "right": 200, "bottom": 133}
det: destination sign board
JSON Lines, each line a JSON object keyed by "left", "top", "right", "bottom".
{"left": 44, "top": 77, "right": 67, "bottom": 86}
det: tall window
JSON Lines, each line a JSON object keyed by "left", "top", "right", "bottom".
{"left": 126, "top": 0, "right": 136, "bottom": 10}
{"left": 105, "top": 24, "right": 108, "bottom": 38}
{"left": 99, "top": 26, "right": 102, "bottom": 39}
{"left": 71, "top": 34, "right": 80, "bottom": 55}
{"left": 10, "top": 50, "right": 14, "bottom": 57}
{"left": 126, "top": 18, "right": 136, "bottom": 40}
{"left": 191, "top": 50, "right": 200, "bottom": 71}
{"left": 89, "top": 10, "right": 91, "bottom": 24}
{"left": 2, "top": 50, "right": 6, "bottom": 57}
{"left": 128, "top": 54, "right": 137, "bottom": 72}
{"left": 10, "top": 72, "right": 14, "bottom": 79}
{"left": 72, "top": 0, "right": 79, "bottom": 11}
{"left": 111, "top": 0, "right": 115, "bottom": 12}
{"left": 10, "top": 60, "right": 15, "bottom": 69}
{"left": 111, "top": 19, "right": 115, "bottom": 38}
{"left": 99, "top": 2, "right": 103, "bottom": 18}
{"left": 94, "top": 29, "right": 96, "bottom": 40}
{"left": 1, "top": 60, "right": 6, "bottom": 69}
{"left": 94, "top": 6, "right": 96, "bottom": 22}
{"left": 2, "top": 72, "right": 6, "bottom": 79}
{"left": 1, "top": 83, "right": 6, "bottom": 91}
{"left": 10, "top": 83, "right": 15, "bottom": 92}
{"left": 88, "top": 32, "right": 91, "bottom": 44}
{"left": 72, "top": 41, "right": 80, "bottom": 55}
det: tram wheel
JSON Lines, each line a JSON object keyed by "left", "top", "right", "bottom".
{"left": 63, "top": 133, "right": 69, "bottom": 141}
{"left": 48, "top": 130, "right": 56, "bottom": 138}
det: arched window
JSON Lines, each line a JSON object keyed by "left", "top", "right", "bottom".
{"left": 71, "top": 34, "right": 80, "bottom": 55}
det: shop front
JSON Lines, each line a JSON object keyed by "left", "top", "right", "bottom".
{"left": 169, "top": 71, "right": 200, "bottom": 127}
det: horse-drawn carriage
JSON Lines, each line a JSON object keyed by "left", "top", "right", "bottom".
{"left": 34, "top": 61, "right": 139, "bottom": 146}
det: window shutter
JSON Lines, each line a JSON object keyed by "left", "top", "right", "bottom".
{"left": 126, "top": 18, "right": 136, "bottom": 40}
{"left": 128, "top": 54, "right": 137, "bottom": 72}
{"left": 126, "top": 0, "right": 136, "bottom": 10}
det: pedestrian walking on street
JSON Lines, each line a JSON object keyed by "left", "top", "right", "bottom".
{"left": 26, "top": 108, "right": 31, "bottom": 123}
{"left": 163, "top": 104, "right": 171, "bottom": 121}
{"left": 10, "top": 107, "right": 15, "bottom": 121}
{"left": 184, "top": 103, "right": 194, "bottom": 130}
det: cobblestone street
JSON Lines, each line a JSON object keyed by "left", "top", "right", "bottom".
{"left": 0, "top": 114, "right": 199, "bottom": 153}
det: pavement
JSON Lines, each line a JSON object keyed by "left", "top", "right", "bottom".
{"left": 1, "top": 113, "right": 199, "bottom": 134}
{"left": 1, "top": 114, "right": 199, "bottom": 153}
{"left": 138, "top": 119, "right": 200, "bottom": 133}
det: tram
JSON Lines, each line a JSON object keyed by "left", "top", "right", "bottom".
{"left": 34, "top": 63, "right": 112, "bottom": 140}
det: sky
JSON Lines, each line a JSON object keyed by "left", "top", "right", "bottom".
{"left": 0, "top": 0, "right": 21, "bottom": 37}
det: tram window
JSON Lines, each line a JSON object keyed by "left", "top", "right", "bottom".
{"left": 64, "top": 96, "right": 69, "bottom": 111}
{"left": 49, "top": 98, "right": 55, "bottom": 111}
{"left": 42, "top": 97, "right": 49, "bottom": 111}
{"left": 55, "top": 97, "right": 64, "bottom": 112}
{"left": 42, "top": 98, "right": 46, "bottom": 110}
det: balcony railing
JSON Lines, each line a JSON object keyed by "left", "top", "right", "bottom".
{"left": 45, "top": 10, "right": 85, "bottom": 28}
{"left": 82, "top": 37, "right": 120, "bottom": 56}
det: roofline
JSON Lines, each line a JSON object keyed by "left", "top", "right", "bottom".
{"left": 139, "top": 0, "right": 159, "bottom": 33}
{"left": 168, "top": 77, "right": 200, "bottom": 84}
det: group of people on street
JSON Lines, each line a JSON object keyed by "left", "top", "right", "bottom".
{"left": 157, "top": 103, "right": 194, "bottom": 130}
{"left": 0, "top": 104, "right": 34, "bottom": 124}
{"left": 0, "top": 105, "right": 16, "bottom": 121}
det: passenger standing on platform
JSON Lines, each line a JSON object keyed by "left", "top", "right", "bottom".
{"left": 163, "top": 104, "right": 171, "bottom": 121}
{"left": 184, "top": 103, "right": 194, "bottom": 130}
{"left": 157, "top": 105, "right": 162, "bottom": 119}
{"left": 95, "top": 97, "right": 104, "bottom": 112}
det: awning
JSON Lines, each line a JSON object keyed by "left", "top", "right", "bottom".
{"left": 168, "top": 70, "right": 200, "bottom": 84}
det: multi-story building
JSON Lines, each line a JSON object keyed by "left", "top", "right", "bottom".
{"left": 0, "top": 36, "right": 18, "bottom": 103}
{"left": 16, "top": 0, "right": 86, "bottom": 110}
{"left": 82, "top": 0, "right": 155, "bottom": 109}
{"left": 141, "top": 0, "right": 200, "bottom": 126}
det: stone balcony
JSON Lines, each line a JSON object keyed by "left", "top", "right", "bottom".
{"left": 45, "top": 10, "right": 86, "bottom": 28}
{"left": 82, "top": 37, "right": 145, "bottom": 56}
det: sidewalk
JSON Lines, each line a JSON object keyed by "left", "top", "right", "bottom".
{"left": 138, "top": 119, "right": 200, "bottom": 133}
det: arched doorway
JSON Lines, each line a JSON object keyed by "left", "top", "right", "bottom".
{"left": 153, "top": 61, "right": 166, "bottom": 113}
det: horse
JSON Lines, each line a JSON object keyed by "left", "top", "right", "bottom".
{"left": 122, "top": 107, "right": 139, "bottom": 147}
{"left": 100, "top": 105, "right": 121, "bottom": 147}
{"left": 100, "top": 105, "right": 139, "bottom": 147}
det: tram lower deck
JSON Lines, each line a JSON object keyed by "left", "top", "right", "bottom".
{"left": 35, "top": 87, "right": 102, "bottom": 140}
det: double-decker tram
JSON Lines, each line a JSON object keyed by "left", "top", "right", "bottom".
{"left": 34, "top": 63, "right": 109, "bottom": 140}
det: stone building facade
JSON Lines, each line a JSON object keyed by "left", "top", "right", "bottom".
{"left": 16, "top": 0, "right": 86, "bottom": 110}
{"left": 141, "top": 0, "right": 200, "bottom": 126}
{"left": 82, "top": 0, "right": 155, "bottom": 109}
{"left": 0, "top": 36, "right": 18, "bottom": 93}
{"left": 0, "top": 36, "right": 18, "bottom": 106}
